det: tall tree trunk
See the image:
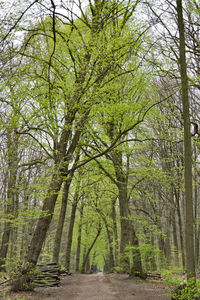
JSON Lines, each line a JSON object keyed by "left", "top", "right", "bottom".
{"left": 109, "top": 148, "right": 143, "bottom": 275}
{"left": 81, "top": 225, "right": 102, "bottom": 273}
{"left": 10, "top": 191, "right": 19, "bottom": 259}
{"left": 118, "top": 184, "right": 130, "bottom": 271}
{"left": 112, "top": 198, "right": 119, "bottom": 265}
{"left": 53, "top": 152, "right": 80, "bottom": 264}
{"left": 111, "top": 150, "right": 130, "bottom": 271}
{"left": 195, "top": 225, "right": 200, "bottom": 269}
{"left": 52, "top": 178, "right": 71, "bottom": 264}
{"left": 165, "top": 207, "right": 172, "bottom": 266}
{"left": 106, "top": 226, "right": 115, "bottom": 272}
{"left": 65, "top": 177, "right": 80, "bottom": 271}
{"left": 175, "top": 189, "right": 185, "bottom": 268}
{"left": 172, "top": 210, "right": 180, "bottom": 267}
{"left": 25, "top": 171, "right": 63, "bottom": 266}
{"left": 176, "top": 0, "right": 195, "bottom": 279}
{"left": 129, "top": 223, "right": 144, "bottom": 277}
{"left": 194, "top": 146, "right": 199, "bottom": 268}
{"left": 76, "top": 203, "right": 84, "bottom": 272}
{"left": 96, "top": 207, "right": 114, "bottom": 272}
{"left": 23, "top": 123, "right": 83, "bottom": 270}
{"left": 0, "top": 131, "right": 18, "bottom": 271}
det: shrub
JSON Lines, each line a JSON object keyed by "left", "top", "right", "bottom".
{"left": 171, "top": 278, "right": 200, "bottom": 300}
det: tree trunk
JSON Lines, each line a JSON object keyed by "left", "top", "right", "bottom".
{"left": 65, "top": 178, "right": 80, "bottom": 271}
{"left": 176, "top": 0, "right": 195, "bottom": 279}
{"left": 10, "top": 191, "right": 19, "bottom": 259}
{"left": 110, "top": 148, "right": 143, "bottom": 275}
{"left": 53, "top": 152, "right": 80, "bottom": 264}
{"left": 118, "top": 186, "right": 130, "bottom": 271}
{"left": 111, "top": 150, "right": 130, "bottom": 271}
{"left": 172, "top": 210, "right": 180, "bottom": 267}
{"left": 81, "top": 225, "right": 102, "bottom": 273}
{"left": 129, "top": 223, "right": 144, "bottom": 278}
{"left": 106, "top": 226, "right": 115, "bottom": 272}
{"left": 96, "top": 207, "right": 114, "bottom": 272}
{"left": 76, "top": 203, "right": 84, "bottom": 272}
{"left": 194, "top": 147, "right": 199, "bottom": 268}
{"left": 165, "top": 209, "right": 171, "bottom": 266}
{"left": 52, "top": 178, "right": 71, "bottom": 264}
{"left": 175, "top": 189, "right": 185, "bottom": 268}
{"left": 0, "top": 222, "right": 12, "bottom": 271}
{"left": 25, "top": 171, "right": 63, "bottom": 266}
{"left": 0, "top": 131, "right": 18, "bottom": 271}
{"left": 112, "top": 198, "right": 119, "bottom": 266}
{"left": 23, "top": 122, "right": 83, "bottom": 270}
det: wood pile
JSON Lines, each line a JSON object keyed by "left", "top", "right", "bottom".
{"left": 34, "top": 262, "right": 60, "bottom": 287}
{"left": 146, "top": 272, "right": 162, "bottom": 280}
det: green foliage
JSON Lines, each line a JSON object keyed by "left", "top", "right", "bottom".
{"left": 3, "top": 257, "right": 23, "bottom": 274}
{"left": 9, "top": 261, "right": 40, "bottom": 292}
{"left": 0, "top": 291, "right": 8, "bottom": 299}
{"left": 137, "top": 244, "right": 161, "bottom": 269}
{"left": 113, "top": 265, "right": 125, "bottom": 273}
{"left": 10, "top": 209, "right": 51, "bottom": 227}
{"left": 170, "top": 278, "right": 200, "bottom": 300}
{"left": 161, "top": 266, "right": 183, "bottom": 282}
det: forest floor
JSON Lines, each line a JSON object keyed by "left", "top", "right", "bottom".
{"left": 2, "top": 272, "right": 172, "bottom": 300}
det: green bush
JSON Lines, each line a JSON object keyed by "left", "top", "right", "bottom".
{"left": 10, "top": 262, "right": 40, "bottom": 292}
{"left": 113, "top": 266, "right": 124, "bottom": 273}
{"left": 171, "top": 278, "right": 200, "bottom": 300}
{"left": 161, "top": 266, "right": 183, "bottom": 281}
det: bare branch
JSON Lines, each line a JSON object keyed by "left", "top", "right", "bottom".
{"left": 1, "top": 0, "right": 39, "bottom": 43}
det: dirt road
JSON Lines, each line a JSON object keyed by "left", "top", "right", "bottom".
{"left": 7, "top": 273, "right": 171, "bottom": 299}
{"left": 28, "top": 272, "right": 170, "bottom": 300}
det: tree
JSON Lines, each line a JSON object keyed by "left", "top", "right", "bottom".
{"left": 5, "top": 1, "right": 147, "bottom": 289}
{"left": 176, "top": 0, "right": 195, "bottom": 279}
{"left": 52, "top": 152, "right": 80, "bottom": 264}
{"left": 80, "top": 50, "right": 170, "bottom": 273}
{"left": 65, "top": 171, "right": 81, "bottom": 271}
{"left": 144, "top": 0, "right": 198, "bottom": 277}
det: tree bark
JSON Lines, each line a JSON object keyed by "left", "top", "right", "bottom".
{"left": 112, "top": 198, "right": 119, "bottom": 265}
{"left": 172, "top": 209, "right": 180, "bottom": 267}
{"left": 176, "top": 0, "right": 195, "bottom": 279}
{"left": 111, "top": 150, "right": 130, "bottom": 271}
{"left": 65, "top": 177, "right": 80, "bottom": 271}
{"left": 129, "top": 223, "right": 144, "bottom": 277}
{"left": 23, "top": 118, "right": 84, "bottom": 269}
{"left": 194, "top": 146, "right": 200, "bottom": 268}
{"left": 52, "top": 177, "right": 72, "bottom": 264}
{"left": 75, "top": 203, "right": 84, "bottom": 272}
{"left": 81, "top": 225, "right": 102, "bottom": 273}
{"left": 25, "top": 171, "right": 63, "bottom": 266}
{"left": 96, "top": 207, "right": 115, "bottom": 272}
{"left": 175, "top": 189, "right": 185, "bottom": 268}
{"left": 0, "top": 131, "right": 18, "bottom": 271}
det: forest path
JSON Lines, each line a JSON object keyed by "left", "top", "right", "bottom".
{"left": 28, "top": 272, "right": 171, "bottom": 300}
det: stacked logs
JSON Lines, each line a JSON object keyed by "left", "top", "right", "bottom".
{"left": 34, "top": 262, "right": 60, "bottom": 287}
{"left": 146, "top": 272, "right": 162, "bottom": 280}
